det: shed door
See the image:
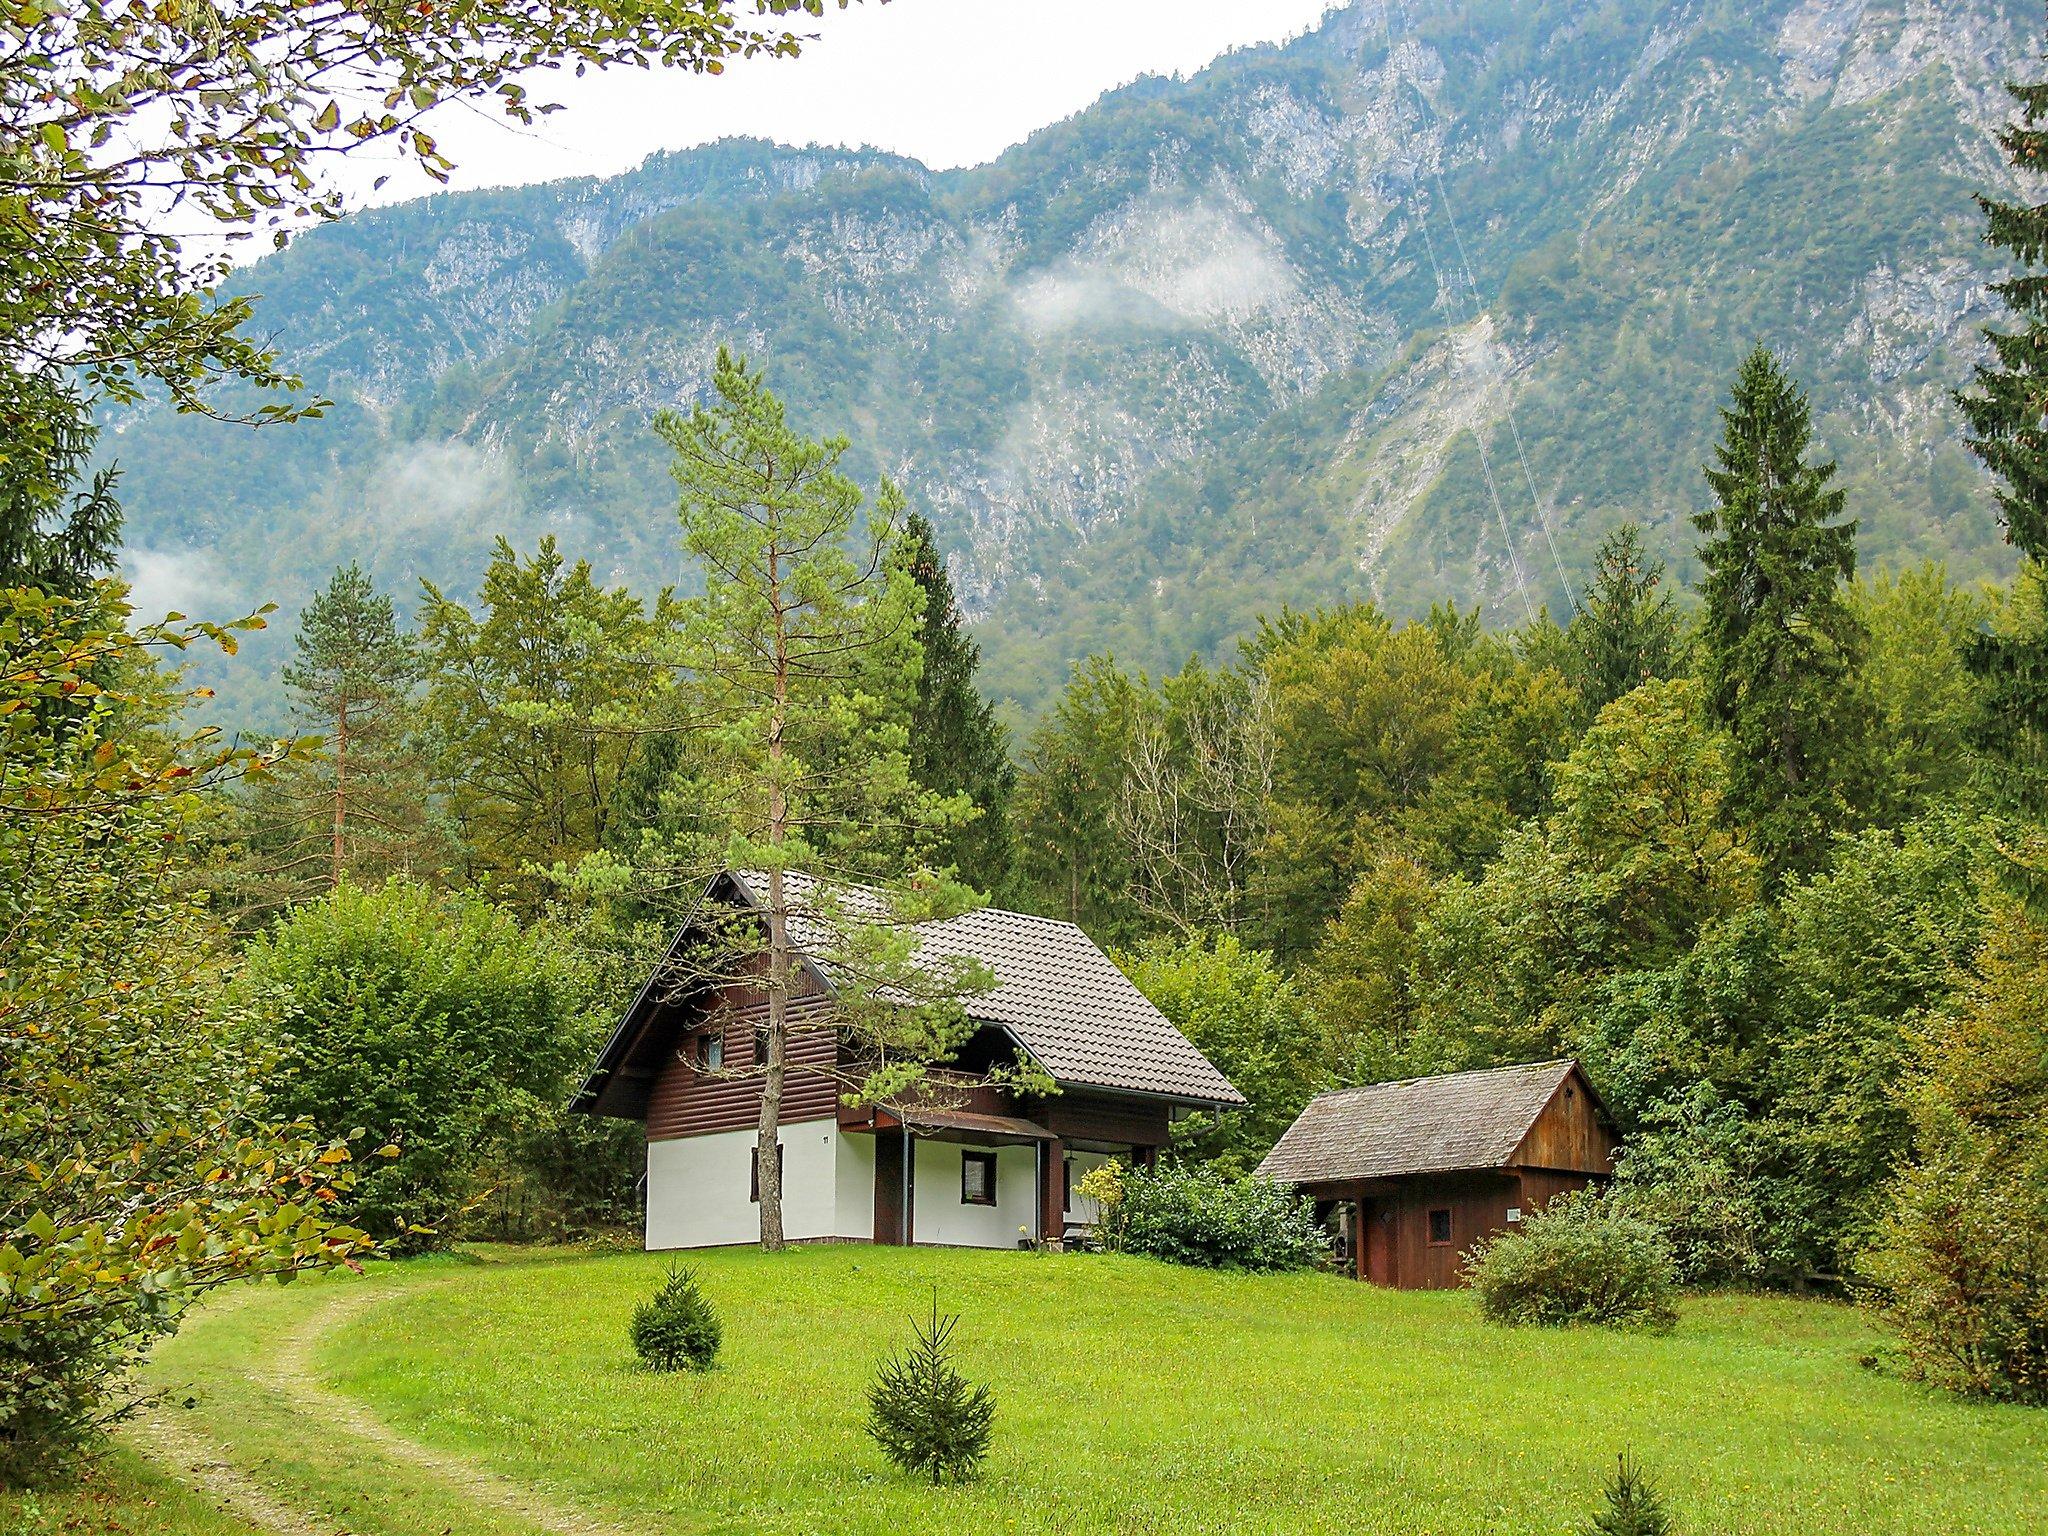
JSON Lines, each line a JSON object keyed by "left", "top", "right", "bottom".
{"left": 1362, "top": 1199, "right": 1396, "bottom": 1286}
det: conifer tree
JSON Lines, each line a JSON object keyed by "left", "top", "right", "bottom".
{"left": 1693, "top": 346, "right": 1863, "bottom": 880}
{"left": 1568, "top": 523, "right": 1681, "bottom": 720}
{"left": 0, "top": 401, "right": 122, "bottom": 601}
{"left": 865, "top": 1293, "right": 996, "bottom": 1484}
{"left": 904, "top": 511, "right": 1016, "bottom": 892}
{"left": 226, "top": 564, "right": 435, "bottom": 911}
{"left": 1585, "top": 1453, "right": 1673, "bottom": 1536}
{"left": 1956, "top": 48, "right": 2048, "bottom": 847}
{"left": 653, "top": 349, "right": 1021, "bottom": 1251}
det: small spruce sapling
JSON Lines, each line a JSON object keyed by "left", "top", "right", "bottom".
{"left": 864, "top": 1291, "right": 995, "bottom": 1483}
{"left": 630, "top": 1264, "right": 722, "bottom": 1372}
{"left": 1587, "top": 1452, "right": 1673, "bottom": 1536}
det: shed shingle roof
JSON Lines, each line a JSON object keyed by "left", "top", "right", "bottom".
{"left": 1256, "top": 1060, "right": 1581, "bottom": 1184}
{"left": 728, "top": 871, "right": 1244, "bottom": 1107}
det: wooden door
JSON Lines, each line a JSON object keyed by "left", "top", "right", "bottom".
{"left": 1362, "top": 1199, "right": 1396, "bottom": 1286}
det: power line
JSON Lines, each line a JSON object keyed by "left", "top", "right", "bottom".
{"left": 1382, "top": 0, "right": 1580, "bottom": 621}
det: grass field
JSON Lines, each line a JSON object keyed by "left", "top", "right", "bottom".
{"left": 9, "top": 1243, "right": 2048, "bottom": 1536}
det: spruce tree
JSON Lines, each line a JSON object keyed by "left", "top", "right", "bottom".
{"left": 1956, "top": 50, "right": 2048, "bottom": 843}
{"left": 1585, "top": 1453, "right": 1672, "bottom": 1536}
{"left": 865, "top": 1293, "right": 996, "bottom": 1484}
{"left": 904, "top": 512, "right": 1016, "bottom": 891}
{"left": 1693, "top": 346, "right": 1863, "bottom": 880}
{"left": 225, "top": 564, "right": 435, "bottom": 911}
{"left": 0, "top": 400, "right": 122, "bottom": 601}
{"left": 1568, "top": 523, "right": 1681, "bottom": 720}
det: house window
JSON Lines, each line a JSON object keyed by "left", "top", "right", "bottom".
{"left": 1427, "top": 1207, "right": 1453, "bottom": 1246}
{"left": 695, "top": 1031, "right": 724, "bottom": 1071}
{"left": 752, "top": 1021, "right": 770, "bottom": 1064}
{"left": 1062, "top": 1155, "right": 1074, "bottom": 1213}
{"left": 750, "top": 1143, "right": 782, "bottom": 1204}
{"left": 961, "top": 1150, "right": 997, "bottom": 1207}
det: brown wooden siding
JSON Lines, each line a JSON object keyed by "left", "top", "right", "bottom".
{"left": 1038, "top": 1092, "right": 1171, "bottom": 1149}
{"left": 646, "top": 982, "right": 843, "bottom": 1142}
{"left": 1356, "top": 1173, "right": 1518, "bottom": 1290}
{"left": 1508, "top": 1070, "right": 1619, "bottom": 1175}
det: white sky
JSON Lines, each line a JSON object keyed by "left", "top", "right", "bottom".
{"left": 349, "top": 0, "right": 1341, "bottom": 204}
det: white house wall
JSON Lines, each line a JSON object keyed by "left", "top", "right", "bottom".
{"left": 646, "top": 1122, "right": 845, "bottom": 1250}
{"left": 910, "top": 1139, "right": 1037, "bottom": 1250}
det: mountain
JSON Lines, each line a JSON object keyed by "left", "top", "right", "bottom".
{"left": 106, "top": 0, "right": 2033, "bottom": 723}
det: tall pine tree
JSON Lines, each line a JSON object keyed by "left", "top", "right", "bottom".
{"left": 0, "top": 398, "right": 121, "bottom": 601}
{"left": 1568, "top": 522, "right": 1681, "bottom": 720}
{"left": 1694, "top": 346, "right": 1863, "bottom": 881}
{"left": 1956, "top": 44, "right": 2048, "bottom": 858}
{"left": 223, "top": 564, "right": 436, "bottom": 913}
{"left": 904, "top": 512, "right": 1015, "bottom": 892}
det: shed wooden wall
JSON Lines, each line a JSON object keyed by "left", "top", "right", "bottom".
{"left": 1360, "top": 1174, "right": 1521, "bottom": 1290}
{"left": 1508, "top": 1071, "right": 1619, "bottom": 1176}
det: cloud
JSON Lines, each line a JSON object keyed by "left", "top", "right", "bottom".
{"left": 369, "top": 440, "right": 517, "bottom": 530}
{"left": 122, "top": 546, "right": 234, "bottom": 622}
{"left": 1009, "top": 199, "right": 1299, "bottom": 337}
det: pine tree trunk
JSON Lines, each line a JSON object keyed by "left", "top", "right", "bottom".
{"left": 330, "top": 698, "right": 348, "bottom": 891}
{"left": 757, "top": 546, "right": 790, "bottom": 1253}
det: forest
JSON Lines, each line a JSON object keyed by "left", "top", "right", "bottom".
{"left": 5, "top": 0, "right": 2048, "bottom": 1508}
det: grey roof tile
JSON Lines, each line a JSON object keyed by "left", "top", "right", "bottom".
{"left": 732, "top": 870, "right": 1244, "bottom": 1106}
{"left": 1257, "top": 1060, "right": 1579, "bottom": 1183}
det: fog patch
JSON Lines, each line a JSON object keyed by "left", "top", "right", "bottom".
{"left": 122, "top": 546, "right": 234, "bottom": 623}
{"left": 369, "top": 439, "right": 517, "bottom": 530}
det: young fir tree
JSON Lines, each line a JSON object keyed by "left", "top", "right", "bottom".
{"left": 1568, "top": 523, "right": 1681, "bottom": 720}
{"left": 1956, "top": 49, "right": 2048, "bottom": 861}
{"left": 865, "top": 1293, "right": 996, "bottom": 1484}
{"left": 904, "top": 511, "right": 1016, "bottom": 892}
{"left": 229, "top": 564, "right": 434, "bottom": 911}
{"left": 653, "top": 349, "right": 1030, "bottom": 1251}
{"left": 1693, "top": 346, "right": 1864, "bottom": 881}
{"left": 1585, "top": 1453, "right": 1673, "bottom": 1536}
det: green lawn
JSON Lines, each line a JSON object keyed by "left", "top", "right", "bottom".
{"left": 52, "top": 1244, "right": 2048, "bottom": 1535}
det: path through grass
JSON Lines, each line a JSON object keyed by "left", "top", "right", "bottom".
{"left": 105, "top": 1243, "right": 2048, "bottom": 1536}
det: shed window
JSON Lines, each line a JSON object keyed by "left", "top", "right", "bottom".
{"left": 695, "top": 1032, "right": 724, "bottom": 1071}
{"left": 750, "top": 1143, "right": 782, "bottom": 1204}
{"left": 961, "top": 1150, "right": 997, "bottom": 1206}
{"left": 1427, "top": 1208, "right": 1453, "bottom": 1246}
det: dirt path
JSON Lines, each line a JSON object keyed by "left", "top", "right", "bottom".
{"left": 126, "top": 1403, "right": 339, "bottom": 1536}
{"left": 132, "top": 1278, "right": 640, "bottom": 1536}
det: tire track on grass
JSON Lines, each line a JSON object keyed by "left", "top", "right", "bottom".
{"left": 131, "top": 1279, "right": 639, "bottom": 1536}
{"left": 126, "top": 1403, "right": 337, "bottom": 1536}
{"left": 266, "top": 1283, "right": 638, "bottom": 1536}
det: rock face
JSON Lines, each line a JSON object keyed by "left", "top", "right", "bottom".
{"left": 110, "top": 0, "right": 2031, "bottom": 720}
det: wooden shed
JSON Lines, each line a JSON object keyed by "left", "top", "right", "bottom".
{"left": 1256, "top": 1059, "right": 1618, "bottom": 1289}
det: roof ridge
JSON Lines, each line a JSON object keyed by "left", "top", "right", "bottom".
{"left": 1314, "top": 1058, "right": 1575, "bottom": 1100}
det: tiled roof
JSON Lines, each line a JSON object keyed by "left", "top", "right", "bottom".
{"left": 729, "top": 871, "right": 1245, "bottom": 1107}
{"left": 1256, "top": 1060, "right": 1580, "bottom": 1184}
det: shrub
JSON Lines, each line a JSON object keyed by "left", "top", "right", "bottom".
{"left": 1856, "top": 899, "right": 2048, "bottom": 1403}
{"left": 1465, "top": 1191, "right": 1678, "bottom": 1331}
{"left": 865, "top": 1296, "right": 994, "bottom": 1484}
{"left": 241, "top": 882, "right": 597, "bottom": 1249}
{"left": 630, "top": 1266, "right": 721, "bottom": 1372}
{"left": 1093, "top": 1163, "right": 1330, "bottom": 1273}
{"left": 1858, "top": 1127, "right": 2048, "bottom": 1404}
{"left": 1585, "top": 1452, "right": 1673, "bottom": 1536}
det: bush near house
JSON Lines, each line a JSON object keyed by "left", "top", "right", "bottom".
{"left": 1086, "top": 1161, "right": 1330, "bottom": 1273}
{"left": 1465, "top": 1192, "right": 1678, "bottom": 1331}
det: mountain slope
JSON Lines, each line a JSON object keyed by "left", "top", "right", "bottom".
{"left": 107, "top": 0, "right": 2032, "bottom": 721}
